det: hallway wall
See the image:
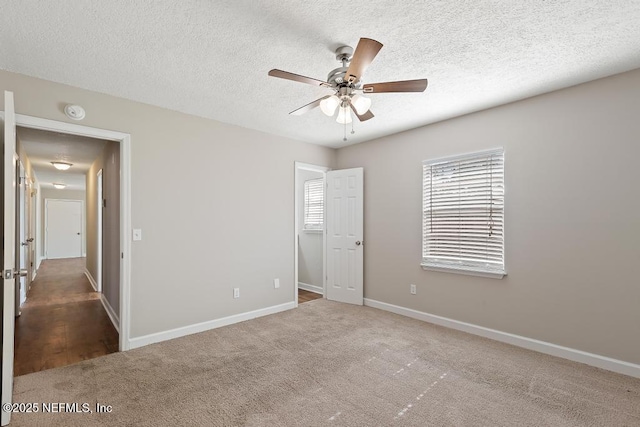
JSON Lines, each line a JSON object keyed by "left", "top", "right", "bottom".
{"left": 86, "top": 141, "right": 120, "bottom": 316}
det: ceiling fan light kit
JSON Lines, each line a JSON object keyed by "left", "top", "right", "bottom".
{"left": 268, "top": 37, "right": 428, "bottom": 140}
{"left": 336, "top": 106, "right": 353, "bottom": 124}
{"left": 351, "top": 94, "right": 371, "bottom": 115}
{"left": 320, "top": 95, "right": 340, "bottom": 116}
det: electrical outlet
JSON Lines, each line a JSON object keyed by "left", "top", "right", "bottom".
{"left": 410, "top": 284, "right": 416, "bottom": 295}
{"left": 233, "top": 288, "right": 240, "bottom": 299}
{"left": 274, "top": 278, "right": 280, "bottom": 289}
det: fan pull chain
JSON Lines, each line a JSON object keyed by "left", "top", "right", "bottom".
{"left": 351, "top": 119, "right": 355, "bottom": 134}
{"left": 343, "top": 119, "right": 347, "bottom": 142}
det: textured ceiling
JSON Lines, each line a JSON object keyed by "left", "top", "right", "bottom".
{"left": 18, "top": 128, "right": 107, "bottom": 190}
{"left": 2, "top": 1, "right": 640, "bottom": 148}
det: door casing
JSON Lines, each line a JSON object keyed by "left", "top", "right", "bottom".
{"left": 0, "top": 110, "right": 133, "bottom": 352}
{"left": 294, "top": 162, "right": 329, "bottom": 307}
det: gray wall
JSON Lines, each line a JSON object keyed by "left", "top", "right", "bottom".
{"left": 0, "top": 69, "right": 336, "bottom": 338}
{"left": 297, "top": 169, "right": 324, "bottom": 289}
{"left": 4, "top": 66, "right": 638, "bottom": 367}
{"left": 86, "top": 141, "right": 120, "bottom": 315}
{"left": 336, "top": 69, "right": 640, "bottom": 365}
{"left": 40, "top": 188, "right": 86, "bottom": 258}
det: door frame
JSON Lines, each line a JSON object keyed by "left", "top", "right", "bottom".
{"left": 294, "top": 162, "right": 329, "bottom": 308}
{"left": 44, "top": 198, "right": 84, "bottom": 260}
{"left": 0, "top": 112, "right": 132, "bottom": 351}
{"left": 27, "top": 173, "right": 37, "bottom": 285}
{"left": 96, "top": 169, "right": 103, "bottom": 293}
{"left": 15, "top": 160, "right": 27, "bottom": 312}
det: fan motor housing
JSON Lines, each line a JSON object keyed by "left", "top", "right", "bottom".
{"left": 328, "top": 45, "right": 358, "bottom": 86}
{"left": 327, "top": 67, "right": 348, "bottom": 85}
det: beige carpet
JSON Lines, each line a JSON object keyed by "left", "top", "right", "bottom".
{"left": 10, "top": 299, "right": 640, "bottom": 426}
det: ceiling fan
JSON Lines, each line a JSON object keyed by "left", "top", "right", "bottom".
{"left": 268, "top": 38, "right": 428, "bottom": 133}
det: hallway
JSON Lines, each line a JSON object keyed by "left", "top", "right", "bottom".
{"left": 14, "top": 258, "right": 118, "bottom": 376}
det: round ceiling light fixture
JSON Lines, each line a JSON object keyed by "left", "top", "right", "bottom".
{"left": 64, "top": 104, "right": 86, "bottom": 121}
{"left": 52, "top": 183, "right": 67, "bottom": 189}
{"left": 51, "top": 161, "right": 73, "bottom": 170}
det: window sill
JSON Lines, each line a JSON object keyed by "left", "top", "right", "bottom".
{"left": 421, "top": 263, "right": 506, "bottom": 279}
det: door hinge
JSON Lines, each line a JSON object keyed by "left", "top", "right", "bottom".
{"left": 121, "top": 252, "right": 124, "bottom": 259}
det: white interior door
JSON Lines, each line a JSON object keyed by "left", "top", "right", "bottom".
{"left": 16, "top": 162, "right": 27, "bottom": 312}
{"left": 45, "top": 200, "right": 82, "bottom": 259}
{"left": 2, "top": 90, "right": 17, "bottom": 426}
{"left": 326, "top": 167, "right": 364, "bottom": 305}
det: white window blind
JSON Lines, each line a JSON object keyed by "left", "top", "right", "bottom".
{"left": 304, "top": 178, "right": 324, "bottom": 230}
{"left": 422, "top": 148, "right": 505, "bottom": 277}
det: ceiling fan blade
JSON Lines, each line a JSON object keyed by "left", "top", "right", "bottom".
{"left": 349, "top": 103, "right": 374, "bottom": 121}
{"left": 344, "top": 38, "right": 383, "bottom": 84}
{"left": 289, "top": 96, "right": 331, "bottom": 116}
{"left": 268, "top": 69, "right": 331, "bottom": 88}
{"left": 362, "top": 79, "right": 428, "bottom": 93}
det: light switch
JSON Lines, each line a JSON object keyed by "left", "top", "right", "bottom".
{"left": 132, "top": 229, "right": 142, "bottom": 241}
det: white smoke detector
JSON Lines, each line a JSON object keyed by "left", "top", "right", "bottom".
{"left": 64, "top": 104, "right": 86, "bottom": 120}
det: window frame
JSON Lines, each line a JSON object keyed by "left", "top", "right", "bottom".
{"left": 421, "top": 148, "right": 506, "bottom": 279}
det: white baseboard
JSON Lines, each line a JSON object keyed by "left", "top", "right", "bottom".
{"left": 364, "top": 298, "right": 640, "bottom": 379}
{"left": 84, "top": 269, "right": 119, "bottom": 333}
{"left": 100, "top": 294, "right": 120, "bottom": 334}
{"left": 298, "top": 282, "right": 323, "bottom": 295}
{"left": 84, "top": 269, "right": 98, "bottom": 292}
{"left": 128, "top": 301, "right": 296, "bottom": 350}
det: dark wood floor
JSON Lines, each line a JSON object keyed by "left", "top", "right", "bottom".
{"left": 298, "top": 289, "right": 323, "bottom": 304}
{"left": 14, "top": 258, "right": 119, "bottom": 376}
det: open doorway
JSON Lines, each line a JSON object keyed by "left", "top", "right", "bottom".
{"left": 13, "top": 126, "right": 120, "bottom": 375}
{"left": 294, "top": 162, "right": 329, "bottom": 306}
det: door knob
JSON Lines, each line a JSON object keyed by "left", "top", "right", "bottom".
{"left": 14, "top": 269, "right": 27, "bottom": 278}
{"left": 355, "top": 241, "right": 362, "bottom": 246}
{"left": 77, "top": 233, "right": 81, "bottom": 235}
